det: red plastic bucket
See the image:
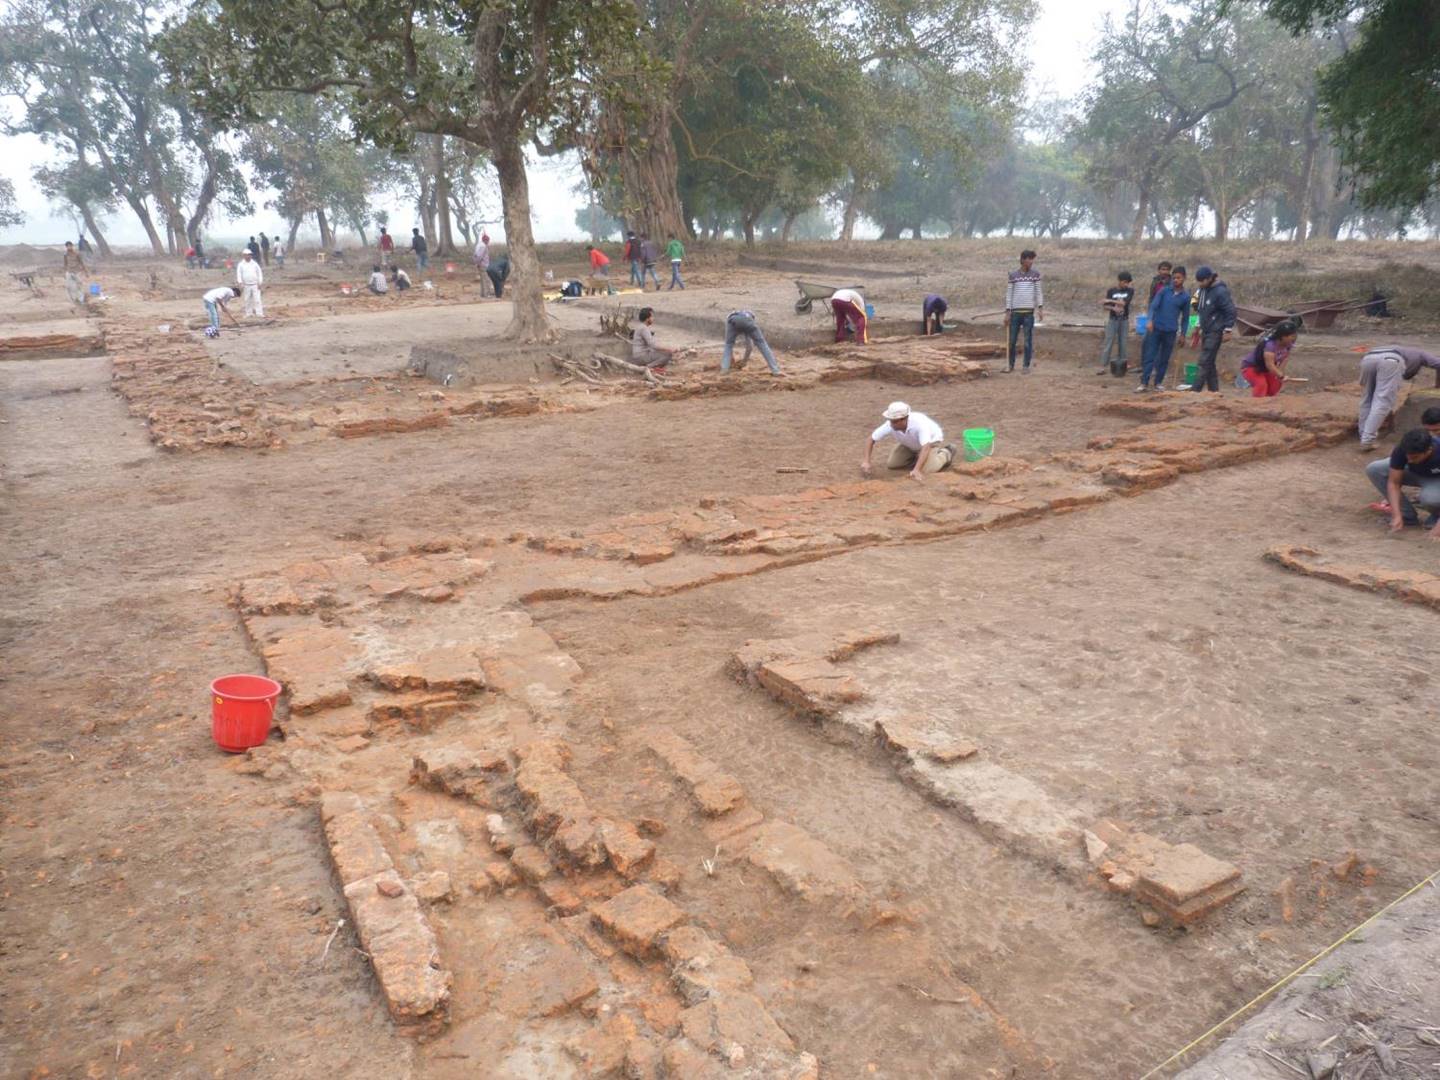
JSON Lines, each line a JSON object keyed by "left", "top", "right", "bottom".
{"left": 209, "top": 674, "right": 281, "bottom": 753}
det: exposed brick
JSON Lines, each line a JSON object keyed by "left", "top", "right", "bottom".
{"left": 591, "top": 885, "right": 687, "bottom": 958}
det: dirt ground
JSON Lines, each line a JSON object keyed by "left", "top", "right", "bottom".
{"left": 3, "top": 239, "right": 1440, "bottom": 1080}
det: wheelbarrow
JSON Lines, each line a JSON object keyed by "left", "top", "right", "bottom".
{"left": 794, "top": 279, "right": 862, "bottom": 316}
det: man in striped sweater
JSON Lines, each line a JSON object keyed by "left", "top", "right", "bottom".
{"left": 1004, "top": 250, "right": 1043, "bottom": 373}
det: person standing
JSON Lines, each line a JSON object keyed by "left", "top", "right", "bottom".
{"left": 1357, "top": 344, "right": 1440, "bottom": 450}
{"left": 62, "top": 240, "right": 87, "bottom": 305}
{"left": 411, "top": 228, "right": 429, "bottom": 271}
{"left": 1148, "top": 260, "right": 1173, "bottom": 302}
{"left": 474, "top": 232, "right": 491, "bottom": 297}
{"left": 665, "top": 235, "right": 686, "bottom": 290}
{"left": 1188, "top": 266, "right": 1236, "bottom": 392}
{"left": 861, "top": 401, "right": 956, "bottom": 482}
{"left": 235, "top": 247, "right": 265, "bottom": 317}
{"left": 639, "top": 235, "right": 661, "bottom": 290}
{"left": 271, "top": 237, "right": 284, "bottom": 268}
{"left": 202, "top": 285, "right": 239, "bottom": 334}
{"left": 631, "top": 307, "right": 675, "bottom": 370}
{"left": 1368, "top": 428, "right": 1440, "bottom": 536}
{"left": 246, "top": 235, "right": 261, "bottom": 261}
{"left": 923, "top": 294, "right": 949, "bottom": 336}
{"left": 624, "top": 231, "right": 641, "bottom": 286}
{"left": 721, "top": 310, "right": 782, "bottom": 375}
{"left": 830, "top": 287, "right": 868, "bottom": 344}
{"left": 1239, "top": 319, "right": 1299, "bottom": 397}
{"left": 377, "top": 226, "right": 395, "bottom": 268}
{"left": 259, "top": 232, "right": 271, "bottom": 267}
{"left": 1095, "top": 271, "right": 1135, "bottom": 376}
{"left": 1004, "top": 249, "right": 1043, "bottom": 373}
{"left": 1137, "top": 265, "right": 1191, "bottom": 391}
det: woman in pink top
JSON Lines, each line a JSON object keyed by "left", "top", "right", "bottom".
{"left": 1241, "top": 319, "right": 1299, "bottom": 397}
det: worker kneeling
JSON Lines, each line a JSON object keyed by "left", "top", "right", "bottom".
{"left": 862, "top": 401, "right": 956, "bottom": 482}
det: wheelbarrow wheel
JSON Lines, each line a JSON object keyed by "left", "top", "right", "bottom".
{"left": 794, "top": 297, "right": 813, "bottom": 315}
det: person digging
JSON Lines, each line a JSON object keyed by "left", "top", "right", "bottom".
{"left": 861, "top": 401, "right": 956, "bottom": 483}
{"left": 202, "top": 285, "right": 242, "bottom": 336}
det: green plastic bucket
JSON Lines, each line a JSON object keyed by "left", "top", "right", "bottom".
{"left": 962, "top": 428, "right": 995, "bottom": 462}
{"left": 1184, "top": 362, "right": 1199, "bottom": 384}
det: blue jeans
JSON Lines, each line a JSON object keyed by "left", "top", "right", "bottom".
{"left": 1141, "top": 329, "right": 1178, "bottom": 386}
{"left": 722, "top": 314, "right": 779, "bottom": 374}
{"left": 629, "top": 260, "right": 641, "bottom": 286}
{"left": 642, "top": 262, "right": 660, "bottom": 288}
{"left": 204, "top": 300, "right": 220, "bottom": 331}
{"left": 416, "top": 251, "right": 429, "bottom": 270}
{"left": 1007, "top": 311, "right": 1035, "bottom": 368}
{"left": 668, "top": 261, "right": 684, "bottom": 289}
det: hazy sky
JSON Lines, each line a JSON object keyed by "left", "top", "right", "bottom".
{"left": 0, "top": 0, "right": 1129, "bottom": 247}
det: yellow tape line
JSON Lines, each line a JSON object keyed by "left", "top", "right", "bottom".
{"left": 1139, "top": 869, "right": 1440, "bottom": 1080}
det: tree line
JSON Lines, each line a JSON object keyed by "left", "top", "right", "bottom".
{"left": 0, "top": 0, "right": 1432, "bottom": 337}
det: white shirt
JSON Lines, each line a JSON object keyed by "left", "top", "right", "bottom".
{"left": 203, "top": 286, "right": 233, "bottom": 304}
{"left": 273, "top": 242, "right": 284, "bottom": 256}
{"left": 831, "top": 288, "right": 864, "bottom": 307}
{"left": 236, "top": 259, "right": 263, "bottom": 286}
{"left": 473, "top": 240, "right": 489, "bottom": 268}
{"left": 871, "top": 410, "right": 943, "bottom": 451}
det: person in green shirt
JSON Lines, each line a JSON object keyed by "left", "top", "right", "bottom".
{"left": 665, "top": 235, "right": 686, "bottom": 291}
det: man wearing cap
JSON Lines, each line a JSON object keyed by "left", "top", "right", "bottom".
{"left": 1358, "top": 344, "right": 1440, "bottom": 450}
{"left": 1188, "top": 266, "right": 1235, "bottom": 392}
{"left": 861, "top": 401, "right": 956, "bottom": 482}
{"left": 235, "top": 247, "right": 264, "bottom": 317}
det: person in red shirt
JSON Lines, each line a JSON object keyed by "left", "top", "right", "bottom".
{"left": 586, "top": 244, "right": 615, "bottom": 295}
{"left": 378, "top": 226, "right": 395, "bottom": 267}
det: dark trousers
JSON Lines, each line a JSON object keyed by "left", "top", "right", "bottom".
{"left": 1140, "top": 329, "right": 1178, "bottom": 386}
{"left": 1190, "top": 329, "right": 1223, "bottom": 391}
{"left": 1007, "top": 311, "right": 1035, "bottom": 369}
{"left": 486, "top": 269, "right": 505, "bottom": 298}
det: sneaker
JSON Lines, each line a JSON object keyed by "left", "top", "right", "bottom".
{"left": 1022, "top": 366, "right": 1032, "bottom": 374}
{"left": 1134, "top": 384, "right": 1150, "bottom": 393}
{"left": 1358, "top": 442, "right": 1377, "bottom": 452}
{"left": 1095, "top": 368, "right": 1108, "bottom": 376}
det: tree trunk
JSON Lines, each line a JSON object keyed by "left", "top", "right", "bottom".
{"left": 878, "top": 221, "right": 901, "bottom": 240}
{"left": 287, "top": 216, "right": 302, "bottom": 251}
{"left": 316, "top": 207, "right": 334, "bottom": 250}
{"left": 79, "top": 204, "right": 112, "bottom": 258}
{"left": 491, "top": 136, "right": 551, "bottom": 342}
{"left": 780, "top": 211, "right": 797, "bottom": 243}
{"left": 840, "top": 191, "right": 859, "bottom": 242}
{"left": 1129, "top": 186, "right": 1152, "bottom": 243}
{"left": 909, "top": 224, "right": 922, "bottom": 240}
{"left": 127, "top": 194, "right": 166, "bottom": 255}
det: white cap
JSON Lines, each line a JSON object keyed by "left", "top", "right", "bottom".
{"left": 882, "top": 401, "right": 910, "bottom": 420}
{"left": 241, "top": 248, "right": 252, "bottom": 255}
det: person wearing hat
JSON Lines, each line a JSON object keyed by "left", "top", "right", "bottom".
{"left": 1187, "top": 266, "right": 1236, "bottom": 392}
{"left": 235, "top": 246, "right": 264, "bottom": 317}
{"left": 861, "top": 401, "right": 956, "bottom": 482}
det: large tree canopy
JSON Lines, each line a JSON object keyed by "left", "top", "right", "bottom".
{"left": 1257, "top": 0, "right": 1439, "bottom": 209}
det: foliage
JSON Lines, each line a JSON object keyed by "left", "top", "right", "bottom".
{"left": 0, "top": 177, "right": 23, "bottom": 228}
{"left": 1258, "top": 0, "right": 1439, "bottom": 209}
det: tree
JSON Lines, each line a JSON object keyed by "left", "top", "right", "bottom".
{"left": 32, "top": 157, "right": 116, "bottom": 254}
{"left": 0, "top": 177, "right": 23, "bottom": 228}
{"left": 1080, "top": 4, "right": 1253, "bottom": 241}
{"left": 1258, "top": 0, "right": 1439, "bottom": 210}
{"left": 163, "top": 0, "right": 642, "bottom": 342}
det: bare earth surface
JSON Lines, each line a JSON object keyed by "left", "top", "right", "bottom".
{"left": 3, "top": 241, "right": 1439, "bottom": 1080}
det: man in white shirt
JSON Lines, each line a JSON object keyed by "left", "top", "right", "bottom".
{"left": 473, "top": 233, "right": 491, "bottom": 297}
{"left": 235, "top": 248, "right": 264, "bottom": 316}
{"left": 861, "top": 401, "right": 955, "bottom": 482}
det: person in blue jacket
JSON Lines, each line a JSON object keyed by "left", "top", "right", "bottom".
{"left": 1137, "top": 265, "right": 1192, "bottom": 392}
{"left": 1188, "top": 266, "right": 1236, "bottom": 392}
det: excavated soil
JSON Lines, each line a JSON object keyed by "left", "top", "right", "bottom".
{"left": 4, "top": 245, "right": 1440, "bottom": 1080}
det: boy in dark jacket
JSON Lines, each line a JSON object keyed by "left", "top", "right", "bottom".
{"left": 1096, "top": 271, "right": 1135, "bottom": 376}
{"left": 1187, "top": 266, "right": 1236, "bottom": 392}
